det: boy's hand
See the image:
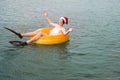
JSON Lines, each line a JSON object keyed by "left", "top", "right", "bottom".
{"left": 68, "top": 28, "right": 73, "bottom": 32}
{"left": 43, "top": 11, "right": 48, "bottom": 17}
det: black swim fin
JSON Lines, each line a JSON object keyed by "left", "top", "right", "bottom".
{"left": 9, "top": 41, "right": 27, "bottom": 46}
{"left": 4, "top": 27, "right": 23, "bottom": 39}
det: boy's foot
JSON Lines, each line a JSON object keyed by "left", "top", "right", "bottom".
{"left": 16, "top": 33, "right": 23, "bottom": 39}
{"left": 9, "top": 41, "right": 27, "bottom": 46}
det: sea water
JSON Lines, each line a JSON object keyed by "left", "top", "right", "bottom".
{"left": 0, "top": 0, "right": 120, "bottom": 80}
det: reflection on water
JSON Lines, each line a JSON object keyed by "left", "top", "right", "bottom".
{"left": 1, "top": 0, "right": 120, "bottom": 80}
{"left": 30, "top": 42, "right": 70, "bottom": 59}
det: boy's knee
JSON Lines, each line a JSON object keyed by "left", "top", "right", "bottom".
{"left": 37, "top": 32, "right": 43, "bottom": 36}
{"left": 34, "top": 31, "right": 41, "bottom": 34}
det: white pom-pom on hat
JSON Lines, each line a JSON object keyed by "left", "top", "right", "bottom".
{"left": 60, "top": 16, "right": 68, "bottom": 25}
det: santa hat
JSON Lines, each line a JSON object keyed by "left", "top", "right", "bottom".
{"left": 60, "top": 16, "right": 68, "bottom": 25}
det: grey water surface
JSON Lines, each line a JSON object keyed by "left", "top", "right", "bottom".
{"left": 0, "top": 0, "right": 120, "bottom": 80}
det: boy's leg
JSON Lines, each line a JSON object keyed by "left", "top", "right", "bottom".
{"left": 21, "top": 29, "right": 41, "bottom": 37}
{"left": 9, "top": 32, "right": 47, "bottom": 46}
{"left": 26, "top": 32, "right": 47, "bottom": 44}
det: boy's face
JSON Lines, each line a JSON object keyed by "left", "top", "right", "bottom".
{"left": 59, "top": 19, "right": 64, "bottom": 26}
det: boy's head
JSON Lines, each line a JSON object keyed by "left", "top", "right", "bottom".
{"left": 59, "top": 16, "right": 68, "bottom": 25}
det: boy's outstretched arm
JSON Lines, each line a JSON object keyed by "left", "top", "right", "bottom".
{"left": 43, "top": 11, "right": 57, "bottom": 27}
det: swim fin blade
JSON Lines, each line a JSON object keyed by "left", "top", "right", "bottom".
{"left": 9, "top": 41, "right": 27, "bottom": 46}
{"left": 4, "top": 27, "right": 23, "bottom": 39}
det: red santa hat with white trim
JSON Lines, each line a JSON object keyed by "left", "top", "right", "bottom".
{"left": 60, "top": 16, "right": 68, "bottom": 25}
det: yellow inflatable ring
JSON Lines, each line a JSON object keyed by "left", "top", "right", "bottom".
{"left": 30, "top": 27, "right": 70, "bottom": 45}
